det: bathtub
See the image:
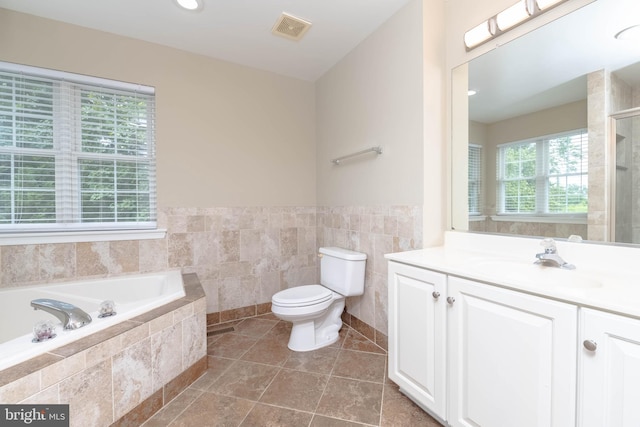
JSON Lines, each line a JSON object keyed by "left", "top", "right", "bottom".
{"left": 0, "top": 269, "right": 185, "bottom": 371}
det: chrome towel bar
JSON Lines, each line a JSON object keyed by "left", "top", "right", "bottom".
{"left": 331, "top": 146, "right": 382, "bottom": 165}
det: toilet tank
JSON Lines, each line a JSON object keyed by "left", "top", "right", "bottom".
{"left": 319, "top": 247, "right": 367, "bottom": 296}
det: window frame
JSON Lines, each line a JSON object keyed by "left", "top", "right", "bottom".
{"left": 0, "top": 61, "right": 158, "bottom": 239}
{"left": 495, "top": 129, "right": 588, "bottom": 218}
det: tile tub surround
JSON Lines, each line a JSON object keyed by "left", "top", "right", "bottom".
{"left": 0, "top": 273, "right": 207, "bottom": 427}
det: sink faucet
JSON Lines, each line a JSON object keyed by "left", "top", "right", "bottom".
{"left": 31, "top": 299, "right": 92, "bottom": 330}
{"left": 535, "top": 238, "right": 575, "bottom": 270}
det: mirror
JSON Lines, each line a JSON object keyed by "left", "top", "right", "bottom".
{"left": 452, "top": 0, "right": 640, "bottom": 244}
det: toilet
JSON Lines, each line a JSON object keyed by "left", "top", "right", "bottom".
{"left": 271, "top": 247, "right": 367, "bottom": 352}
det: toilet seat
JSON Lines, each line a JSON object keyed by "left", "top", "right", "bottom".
{"left": 272, "top": 285, "right": 333, "bottom": 307}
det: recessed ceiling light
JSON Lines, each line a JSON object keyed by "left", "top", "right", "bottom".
{"left": 468, "top": 90, "right": 477, "bottom": 96}
{"left": 175, "top": 0, "right": 203, "bottom": 11}
{"left": 615, "top": 25, "right": 640, "bottom": 41}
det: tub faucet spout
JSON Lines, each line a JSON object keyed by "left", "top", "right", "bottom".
{"left": 31, "top": 299, "right": 92, "bottom": 330}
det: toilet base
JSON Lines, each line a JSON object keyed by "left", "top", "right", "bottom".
{"left": 285, "top": 298, "right": 345, "bottom": 352}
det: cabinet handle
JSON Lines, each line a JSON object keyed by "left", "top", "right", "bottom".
{"left": 432, "top": 291, "right": 440, "bottom": 300}
{"left": 447, "top": 296, "right": 455, "bottom": 305}
{"left": 583, "top": 340, "right": 597, "bottom": 352}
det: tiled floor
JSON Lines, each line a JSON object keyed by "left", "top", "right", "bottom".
{"left": 142, "top": 314, "right": 443, "bottom": 426}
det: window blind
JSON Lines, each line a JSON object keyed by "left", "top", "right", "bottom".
{"left": 0, "top": 62, "right": 156, "bottom": 232}
{"left": 468, "top": 144, "right": 483, "bottom": 215}
{"left": 496, "top": 130, "right": 588, "bottom": 215}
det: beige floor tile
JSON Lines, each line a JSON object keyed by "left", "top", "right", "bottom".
{"left": 234, "top": 318, "right": 279, "bottom": 338}
{"left": 169, "top": 392, "right": 255, "bottom": 427}
{"left": 263, "top": 321, "right": 293, "bottom": 341}
{"left": 142, "top": 388, "right": 202, "bottom": 426}
{"left": 284, "top": 346, "right": 339, "bottom": 375}
{"left": 380, "top": 384, "right": 442, "bottom": 427}
{"left": 207, "top": 333, "right": 257, "bottom": 359}
{"left": 259, "top": 369, "right": 329, "bottom": 412}
{"left": 316, "top": 377, "right": 383, "bottom": 426}
{"left": 310, "top": 414, "right": 370, "bottom": 427}
{"left": 189, "top": 357, "right": 235, "bottom": 391}
{"left": 209, "top": 360, "right": 279, "bottom": 401}
{"left": 240, "top": 403, "right": 313, "bottom": 427}
{"left": 141, "top": 323, "right": 445, "bottom": 427}
{"left": 241, "top": 336, "right": 292, "bottom": 366}
{"left": 332, "top": 350, "right": 386, "bottom": 383}
{"left": 342, "top": 330, "right": 386, "bottom": 354}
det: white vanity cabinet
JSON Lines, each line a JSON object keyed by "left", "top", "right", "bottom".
{"left": 579, "top": 308, "right": 640, "bottom": 427}
{"left": 388, "top": 261, "right": 447, "bottom": 420}
{"left": 447, "top": 276, "right": 578, "bottom": 427}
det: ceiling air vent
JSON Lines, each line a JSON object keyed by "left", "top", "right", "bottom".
{"left": 272, "top": 12, "right": 312, "bottom": 41}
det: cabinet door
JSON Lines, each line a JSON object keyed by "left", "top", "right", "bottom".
{"left": 579, "top": 308, "right": 640, "bottom": 427}
{"left": 388, "top": 261, "right": 447, "bottom": 420}
{"left": 448, "top": 276, "right": 577, "bottom": 427}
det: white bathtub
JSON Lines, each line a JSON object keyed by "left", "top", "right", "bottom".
{"left": 0, "top": 269, "right": 185, "bottom": 371}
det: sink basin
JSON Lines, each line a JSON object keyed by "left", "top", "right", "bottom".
{"left": 470, "top": 260, "right": 602, "bottom": 289}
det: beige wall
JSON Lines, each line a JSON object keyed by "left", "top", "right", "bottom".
{"left": 315, "top": 0, "right": 445, "bottom": 247}
{"left": 0, "top": 8, "right": 316, "bottom": 208}
{"left": 315, "top": 0, "right": 426, "bottom": 208}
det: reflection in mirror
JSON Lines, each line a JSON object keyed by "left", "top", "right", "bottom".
{"left": 613, "top": 109, "right": 640, "bottom": 243}
{"left": 452, "top": 0, "right": 640, "bottom": 243}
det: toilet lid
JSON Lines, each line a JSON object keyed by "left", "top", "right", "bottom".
{"left": 272, "top": 285, "right": 333, "bottom": 307}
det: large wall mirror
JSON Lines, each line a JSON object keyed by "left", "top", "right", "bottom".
{"left": 451, "top": 0, "right": 640, "bottom": 244}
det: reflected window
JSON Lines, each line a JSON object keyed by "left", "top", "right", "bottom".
{"left": 468, "top": 144, "right": 483, "bottom": 215}
{"left": 496, "top": 130, "right": 588, "bottom": 215}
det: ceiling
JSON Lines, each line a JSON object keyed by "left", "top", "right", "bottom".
{"left": 0, "top": 0, "right": 412, "bottom": 82}
{"left": 468, "top": 0, "right": 640, "bottom": 124}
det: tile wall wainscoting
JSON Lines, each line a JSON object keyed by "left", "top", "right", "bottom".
{"left": 0, "top": 205, "right": 422, "bottom": 351}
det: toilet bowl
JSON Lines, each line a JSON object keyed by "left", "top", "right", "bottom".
{"left": 271, "top": 247, "right": 366, "bottom": 352}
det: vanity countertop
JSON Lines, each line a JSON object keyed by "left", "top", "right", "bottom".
{"left": 386, "top": 231, "right": 640, "bottom": 320}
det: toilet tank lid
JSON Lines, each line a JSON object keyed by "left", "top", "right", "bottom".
{"left": 319, "top": 247, "right": 367, "bottom": 261}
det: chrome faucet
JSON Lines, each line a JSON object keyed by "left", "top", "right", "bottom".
{"left": 535, "top": 238, "right": 575, "bottom": 270}
{"left": 31, "top": 299, "right": 92, "bottom": 330}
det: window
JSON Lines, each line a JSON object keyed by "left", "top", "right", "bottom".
{"left": 496, "top": 130, "right": 588, "bottom": 215}
{"left": 468, "top": 144, "right": 483, "bottom": 215}
{"left": 0, "top": 62, "right": 156, "bottom": 232}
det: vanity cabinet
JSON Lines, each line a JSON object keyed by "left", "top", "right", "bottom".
{"left": 579, "top": 308, "right": 640, "bottom": 427}
{"left": 447, "top": 276, "right": 578, "bottom": 427}
{"left": 388, "top": 261, "right": 447, "bottom": 420}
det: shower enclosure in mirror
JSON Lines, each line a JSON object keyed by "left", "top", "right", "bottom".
{"left": 612, "top": 109, "right": 640, "bottom": 243}
{"left": 451, "top": 0, "right": 640, "bottom": 244}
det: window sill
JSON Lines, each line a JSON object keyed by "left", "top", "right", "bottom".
{"left": 0, "top": 229, "right": 167, "bottom": 246}
{"left": 489, "top": 215, "right": 587, "bottom": 224}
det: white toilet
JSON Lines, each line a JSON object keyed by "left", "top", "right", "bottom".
{"left": 271, "top": 247, "right": 367, "bottom": 352}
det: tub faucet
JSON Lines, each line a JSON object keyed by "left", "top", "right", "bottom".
{"left": 535, "top": 238, "right": 575, "bottom": 270}
{"left": 31, "top": 299, "right": 92, "bottom": 330}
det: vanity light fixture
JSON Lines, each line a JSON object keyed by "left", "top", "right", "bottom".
{"left": 536, "top": 0, "right": 566, "bottom": 11}
{"left": 496, "top": 0, "right": 535, "bottom": 31}
{"left": 174, "top": 0, "right": 203, "bottom": 11}
{"left": 464, "top": 0, "right": 568, "bottom": 50}
{"left": 464, "top": 20, "right": 496, "bottom": 50}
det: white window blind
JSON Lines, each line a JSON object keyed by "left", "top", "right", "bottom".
{"left": 468, "top": 144, "right": 483, "bottom": 215}
{"left": 0, "top": 62, "right": 156, "bottom": 232}
{"left": 496, "top": 130, "right": 588, "bottom": 215}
